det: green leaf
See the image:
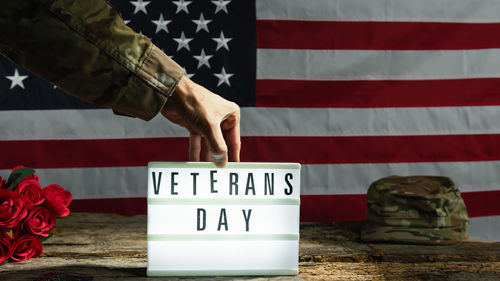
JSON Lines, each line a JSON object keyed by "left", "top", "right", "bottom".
{"left": 41, "top": 233, "right": 53, "bottom": 243}
{"left": 5, "top": 167, "right": 36, "bottom": 190}
{"left": 0, "top": 260, "right": 8, "bottom": 266}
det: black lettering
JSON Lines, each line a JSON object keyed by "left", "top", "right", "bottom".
{"left": 191, "top": 172, "right": 199, "bottom": 196}
{"left": 229, "top": 173, "right": 239, "bottom": 195}
{"left": 171, "top": 172, "right": 178, "bottom": 195}
{"left": 218, "top": 208, "right": 228, "bottom": 231}
{"left": 210, "top": 170, "right": 218, "bottom": 193}
{"left": 197, "top": 208, "right": 206, "bottom": 231}
{"left": 152, "top": 172, "right": 162, "bottom": 195}
{"left": 264, "top": 173, "right": 274, "bottom": 195}
{"left": 284, "top": 173, "right": 293, "bottom": 195}
{"left": 242, "top": 209, "right": 252, "bottom": 232}
{"left": 245, "top": 173, "right": 256, "bottom": 195}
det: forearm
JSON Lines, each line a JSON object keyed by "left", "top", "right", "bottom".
{"left": 0, "top": 0, "right": 184, "bottom": 120}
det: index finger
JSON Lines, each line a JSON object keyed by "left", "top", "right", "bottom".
{"left": 223, "top": 118, "right": 241, "bottom": 162}
{"left": 189, "top": 133, "right": 202, "bottom": 161}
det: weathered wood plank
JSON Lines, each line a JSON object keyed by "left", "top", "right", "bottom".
{"left": 0, "top": 213, "right": 498, "bottom": 280}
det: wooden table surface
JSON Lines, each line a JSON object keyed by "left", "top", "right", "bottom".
{"left": 0, "top": 213, "right": 499, "bottom": 280}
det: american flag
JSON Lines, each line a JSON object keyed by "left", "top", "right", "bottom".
{"left": 1, "top": 0, "right": 500, "bottom": 240}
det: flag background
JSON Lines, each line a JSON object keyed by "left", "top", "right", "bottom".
{"left": 1, "top": 0, "right": 500, "bottom": 241}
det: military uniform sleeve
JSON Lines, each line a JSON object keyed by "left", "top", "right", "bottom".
{"left": 0, "top": 0, "right": 184, "bottom": 121}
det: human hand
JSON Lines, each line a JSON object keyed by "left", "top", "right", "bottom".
{"left": 161, "top": 76, "right": 241, "bottom": 167}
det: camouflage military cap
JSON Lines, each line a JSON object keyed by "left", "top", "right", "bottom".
{"left": 360, "top": 176, "right": 469, "bottom": 245}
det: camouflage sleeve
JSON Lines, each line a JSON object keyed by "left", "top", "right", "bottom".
{"left": 0, "top": 0, "right": 184, "bottom": 121}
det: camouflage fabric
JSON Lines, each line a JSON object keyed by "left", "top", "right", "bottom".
{"left": 0, "top": 0, "right": 184, "bottom": 120}
{"left": 360, "top": 176, "right": 469, "bottom": 245}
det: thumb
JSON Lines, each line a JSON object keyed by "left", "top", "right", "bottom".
{"left": 204, "top": 125, "right": 228, "bottom": 168}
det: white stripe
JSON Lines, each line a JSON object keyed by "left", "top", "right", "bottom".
{"left": 302, "top": 162, "right": 500, "bottom": 195}
{"left": 242, "top": 107, "right": 500, "bottom": 137}
{"left": 257, "top": 49, "right": 500, "bottom": 81}
{"left": 28, "top": 166, "right": 149, "bottom": 199}
{"left": 468, "top": 215, "right": 500, "bottom": 241}
{"left": 4, "top": 162, "right": 498, "bottom": 199}
{"left": 256, "top": 0, "right": 500, "bottom": 23}
{"left": 0, "top": 109, "right": 188, "bottom": 140}
{"left": 4, "top": 106, "right": 500, "bottom": 139}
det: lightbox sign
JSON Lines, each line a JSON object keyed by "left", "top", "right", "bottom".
{"left": 147, "top": 162, "right": 301, "bottom": 276}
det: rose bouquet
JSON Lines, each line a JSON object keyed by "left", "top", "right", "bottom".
{"left": 0, "top": 166, "right": 72, "bottom": 264}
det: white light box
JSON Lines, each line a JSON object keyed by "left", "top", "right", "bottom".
{"left": 147, "top": 162, "right": 301, "bottom": 277}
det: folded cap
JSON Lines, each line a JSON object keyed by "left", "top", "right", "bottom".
{"left": 360, "top": 176, "right": 469, "bottom": 245}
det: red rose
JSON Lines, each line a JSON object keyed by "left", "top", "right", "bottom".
{"left": 0, "top": 190, "right": 27, "bottom": 228}
{"left": 10, "top": 234, "right": 43, "bottom": 262}
{"left": 17, "top": 179, "right": 45, "bottom": 209}
{"left": 24, "top": 207, "right": 55, "bottom": 237}
{"left": 11, "top": 166, "right": 39, "bottom": 181}
{"left": 1, "top": 224, "right": 22, "bottom": 240}
{"left": 42, "top": 184, "right": 72, "bottom": 217}
{"left": 0, "top": 236, "right": 11, "bottom": 264}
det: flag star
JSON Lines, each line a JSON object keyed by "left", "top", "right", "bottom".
{"left": 152, "top": 14, "right": 171, "bottom": 33}
{"left": 212, "top": 31, "right": 232, "bottom": 51}
{"left": 6, "top": 69, "right": 28, "bottom": 90}
{"left": 214, "top": 67, "right": 234, "bottom": 87}
{"left": 193, "top": 49, "right": 213, "bottom": 69}
{"left": 130, "top": 0, "right": 150, "bottom": 15}
{"left": 212, "top": 0, "right": 231, "bottom": 14}
{"left": 192, "top": 13, "right": 212, "bottom": 33}
{"left": 183, "top": 68, "right": 194, "bottom": 79}
{"left": 123, "top": 19, "right": 131, "bottom": 25}
{"left": 173, "top": 32, "right": 193, "bottom": 51}
{"left": 172, "top": 0, "right": 192, "bottom": 14}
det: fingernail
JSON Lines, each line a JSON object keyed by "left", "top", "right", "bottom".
{"left": 211, "top": 153, "right": 226, "bottom": 166}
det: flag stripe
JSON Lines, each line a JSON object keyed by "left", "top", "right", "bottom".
{"left": 0, "top": 138, "right": 188, "bottom": 169}
{"left": 257, "top": 49, "right": 500, "bottom": 80}
{"left": 256, "top": 0, "right": 500, "bottom": 23}
{"left": 301, "top": 161, "right": 500, "bottom": 195}
{"left": 3, "top": 163, "right": 499, "bottom": 200}
{"left": 241, "top": 135, "right": 500, "bottom": 164}
{"left": 0, "top": 109, "right": 187, "bottom": 140}
{"left": 467, "top": 215, "right": 500, "bottom": 241}
{"left": 5, "top": 134, "right": 500, "bottom": 169}
{"left": 302, "top": 162, "right": 500, "bottom": 194}
{"left": 6, "top": 107, "right": 500, "bottom": 139}
{"left": 256, "top": 79, "right": 500, "bottom": 107}
{"left": 68, "top": 191, "right": 500, "bottom": 219}
{"left": 257, "top": 20, "right": 500, "bottom": 50}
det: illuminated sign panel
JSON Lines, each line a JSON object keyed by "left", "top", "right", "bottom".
{"left": 147, "top": 162, "right": 301, "bottom": 276}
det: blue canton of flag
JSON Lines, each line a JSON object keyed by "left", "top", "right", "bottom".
{"left": 111, "top": 0, "right": 256, "bottom": 106}
{"left": 0, "top": 0, "right": 256, "bottom": 109}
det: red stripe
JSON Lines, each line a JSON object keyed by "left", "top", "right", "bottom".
{"left": 300, "top": 194, "right": 366, "bottom": 221}
{"left": 69, "top": 190, "right": 500, "bottom": 220}
{"left": 243, "top": 135, "right": 500, "bottom": 164}
{"left": 4, "top": 135, "right": 500, "bottom": 168}
{"left": 1, "top": 138, "right": 188, "bottom": 169}
{"left": 257, "top": 20, "right": 500, "bottom": 50}
{"left": 256, "top": 79, "right": 500, "bottom": 107}
{"left": 461, "top": 190, "right": 500, "bottom": 218}
{"left": 70, "top": 197, "right": 147, "bottom": 216}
